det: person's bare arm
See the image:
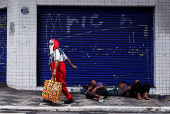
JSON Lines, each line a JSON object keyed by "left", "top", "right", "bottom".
{"left": 97, "top": 84, "right": 104, "bottom": 88}
{"left": 118, "top": 86, "right": 130, "bottom": 96}
{"left": 66, "top": 58, "right": 77, "bottom": 69}
{"left": 92, "top": 84, "right": 104, "bottom": 93}
{"left": 52, "top": 60, "right": 59, "bottom": 77}
{"left": 85, "top": 86, "right": 93, "bottom": 95}
{"left": 125, "top": 86, "right": 131, "bottom": 91}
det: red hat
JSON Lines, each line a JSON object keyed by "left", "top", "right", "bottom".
{"left": 49, "top": 39, "right": 59, "bottom": 51}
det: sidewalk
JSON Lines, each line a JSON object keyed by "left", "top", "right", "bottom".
{"left": 0, "top": 85, "right": 170, "bottom": 113}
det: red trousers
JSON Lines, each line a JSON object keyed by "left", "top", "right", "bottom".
{"left": 50, "top": 62, "right": 72, "bottom": 100}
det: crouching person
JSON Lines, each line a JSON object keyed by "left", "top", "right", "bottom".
{"left": 118, "top": 80, "right": 150, "bottom": 100}
{"left": 85, "top": 80, "right": 108, "bottom": 102}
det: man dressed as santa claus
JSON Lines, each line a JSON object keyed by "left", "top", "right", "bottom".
{"left": 49, "top": 39, "right": 77, "bottom": 104}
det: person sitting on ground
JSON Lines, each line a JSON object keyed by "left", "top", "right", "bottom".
{"left": 118, "top": 80, "right": 150, "bottom": 100}
{"left": 85, "top": 80, "right": 108, "bottom": 102}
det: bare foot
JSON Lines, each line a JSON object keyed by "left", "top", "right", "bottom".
{"left": 137, "top": 93, "right": 142, "bottom": 100}
{"left": 143, "top": 92, "right": 149, "bottom": 100}
{"left": 143, "top": 96, "right": 149, "bottom": 100}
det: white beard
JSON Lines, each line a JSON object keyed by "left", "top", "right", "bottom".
{"left": 49, "top": 44, "right": 54, "bottom": 55}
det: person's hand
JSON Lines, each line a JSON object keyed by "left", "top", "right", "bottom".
{"left": 72, "top": 65, "right": 77, "bottom": 69}
{"left": 125, "top": 87, "right": 131, "bottom": 91}
{"left": 128, "top": 87, "right": 131, "bottom": 90}
{"left": 85, "top": 86, "right": 93, "bottom": 95}
{"left": 88, "top": 86, "right": 93, "bottom": 90}
{"left": 52, "top": 72, "right": 56, "bottom": 77}
{"left": 92, "top": 88, "right": 97, "bottom": 93}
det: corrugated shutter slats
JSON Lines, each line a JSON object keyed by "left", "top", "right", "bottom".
{"left": 0, "top": 9, "right": 7, "bottom": 84}
{"left": 38, "top": 7, "right": 153, "bottom": 86}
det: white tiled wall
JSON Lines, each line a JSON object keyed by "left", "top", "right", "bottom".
{"left": 6, "top": 0, "right": 18, "bottom": 89}
{"left": 0, "top": 0, "right": 170, "bottom": 95}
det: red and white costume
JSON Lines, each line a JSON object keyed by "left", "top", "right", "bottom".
{"left": 49, "top": 39, "right": 72, "bottom": 100}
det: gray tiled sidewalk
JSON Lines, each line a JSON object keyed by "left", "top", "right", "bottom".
{"left": 0, "top": 85, "right": 170, "bottom": 108}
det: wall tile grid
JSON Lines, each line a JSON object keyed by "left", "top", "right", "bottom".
{"left": 16, "top": 0, "right": 37, "bottom": 90}
{"left": 0, "top": 0, "right": 7, "bottom": 9}
{"left": 6, "top": 0, "right": 18, "bottom": 89}
{"left": 154, "top": 0, "right": 170, "bottom": 95}
{"left": 0, "top": 0, "right": 169, "bottom": 94}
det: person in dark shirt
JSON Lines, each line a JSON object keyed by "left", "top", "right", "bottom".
{"left": 118, "top": 81, "right": 130, "bottom": 96}
{"left": 85, "top": 80, "right": 108, "bottom": 102}
{"left": 118, "top": 80, "right": 150, "bottom": 100}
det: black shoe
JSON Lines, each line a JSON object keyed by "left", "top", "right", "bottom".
{"left": 64, "top": 98, "right": 74, "bottom": 104}
{"left": 43, "top": 99, "right": 49, "bottom": 102}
